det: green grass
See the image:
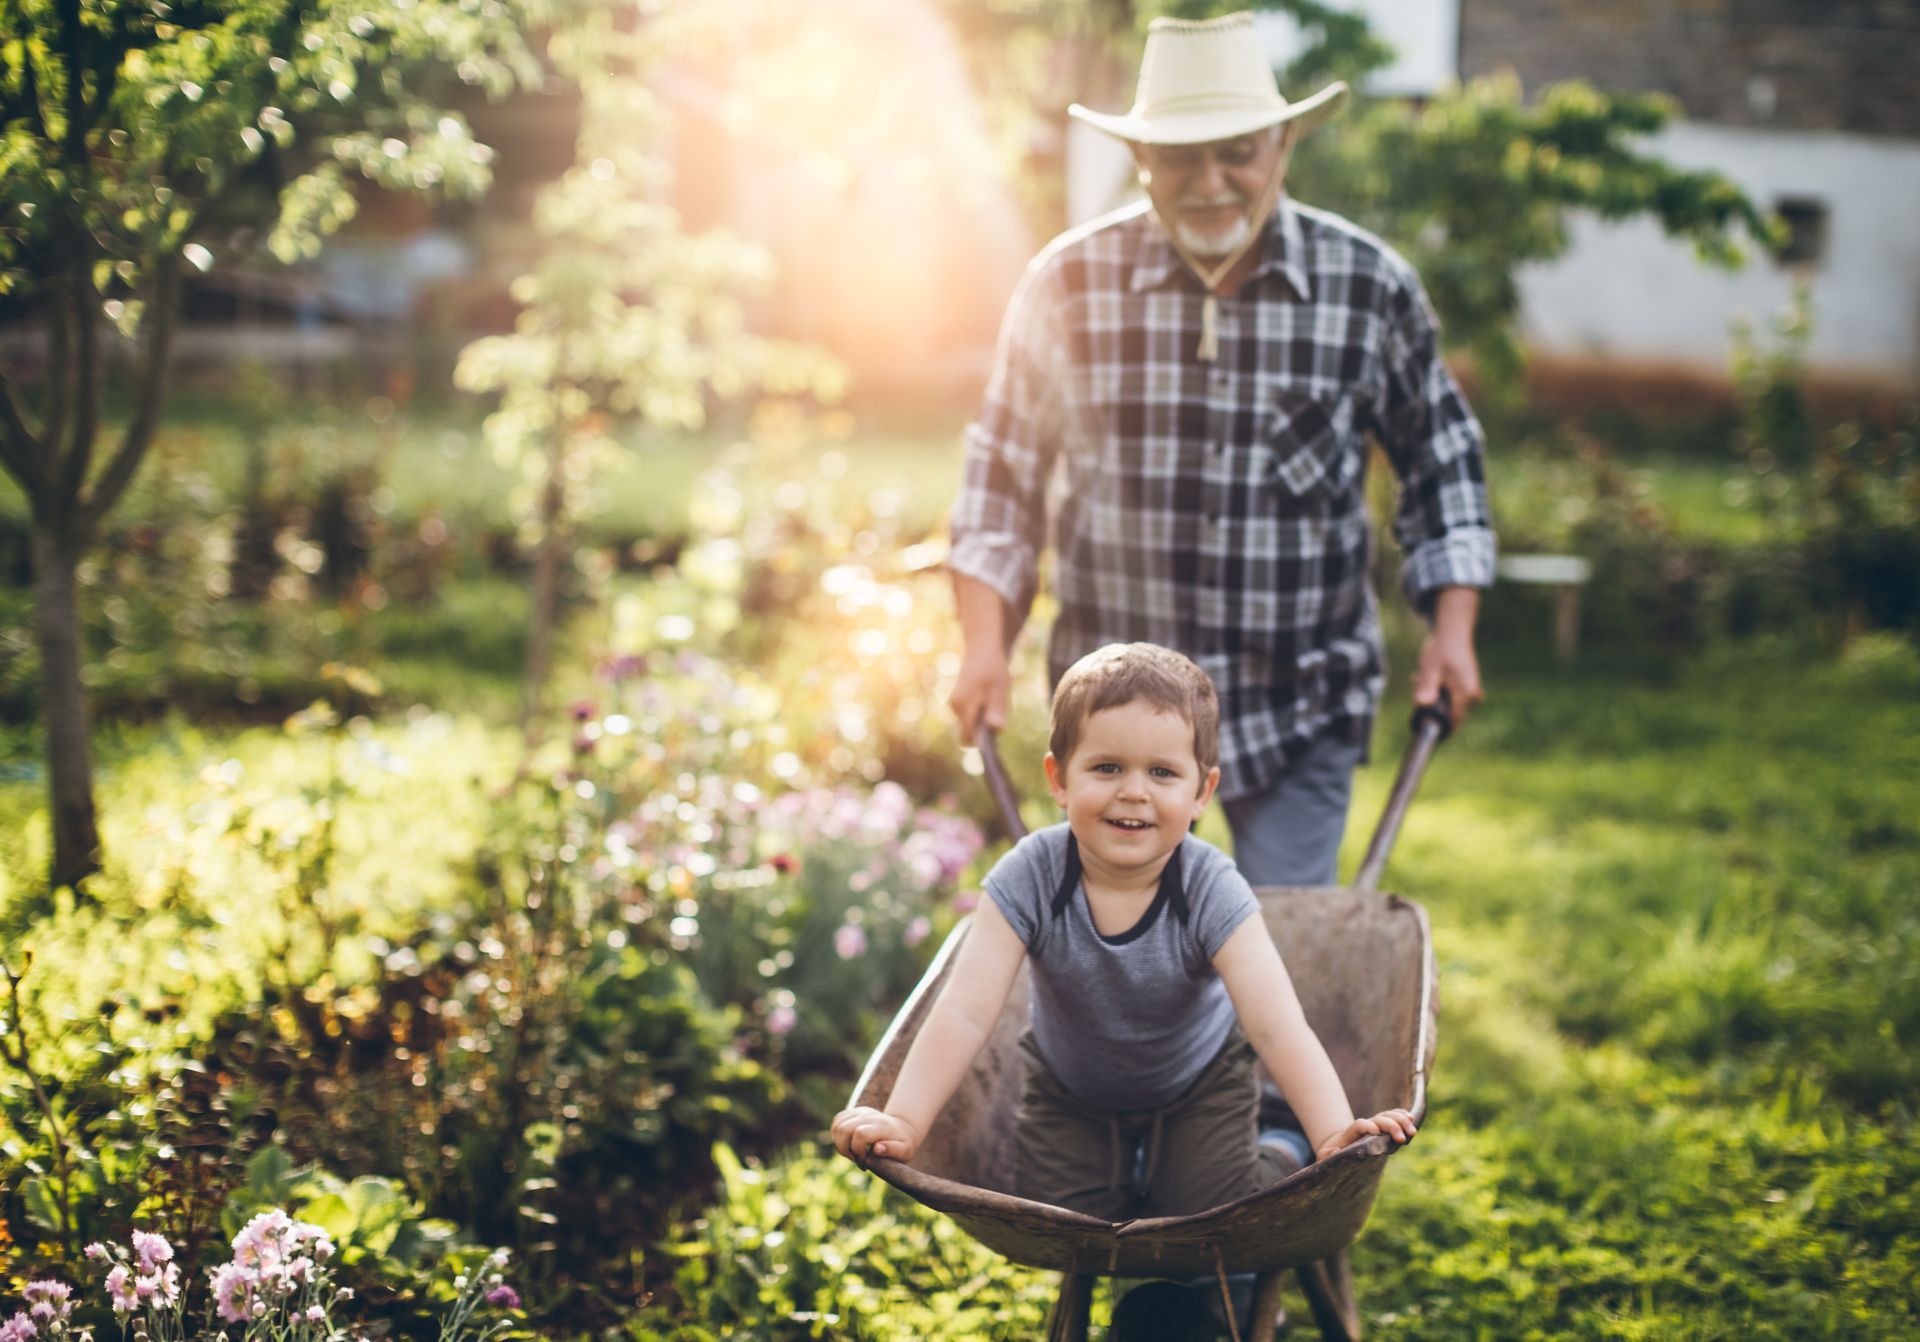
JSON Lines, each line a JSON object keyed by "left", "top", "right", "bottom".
{"left": 625, "top": 633, "right": 1920, "bottom": 1339}
{"left": 1324, "top": 633, "right": 1920, "bottom": 1338}
{"left": 4, "top": 401, "right": 1914, "bottom": 1335}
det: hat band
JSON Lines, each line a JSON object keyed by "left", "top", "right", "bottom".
{"left": 1135, "top": 92, "right": 1286, "bottom": 119}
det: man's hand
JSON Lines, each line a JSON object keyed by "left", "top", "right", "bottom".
{"left": 1413, "top": 587, "right": 1483, "bottom": 726}
{"left": 948, "top": 648, "right": 1011, "bottom": 746}
{"left": 1314, "top": 1107, "right": 1418, "bottom": 1162}
{"left": 831, "top": 1106, "right": 922, "bottom": 1165}
{"left": 949, "top": 575, "right": 1013, "bottom": 745}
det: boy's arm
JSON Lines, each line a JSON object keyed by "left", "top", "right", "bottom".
{"left": 1211, "top": 917, "right": 1417, "bottom": 1159}
{"left": 831, "top": 896, "right": 1028, "bottom": 1165}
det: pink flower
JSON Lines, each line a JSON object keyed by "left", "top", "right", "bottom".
{"left": 954, "top": 890, "right": 979, "bottom": 913}
{"left": 210, "top": 1262, "right": 257, "bottom": 1323}
{"left": 904, "top": 916, "right": 931, "bottom": 947}
{"left": 132, "top": 1229, "right": 174, "bottom": 1272}
{"left": 104, "top": 1265, "right": 137, "bottom": 1316}
{"left": 485, "top": 1285, "right": 521, "bottom": 1309}
{"left": 23, "top": 1282, "right": 70, "bottom": 1325}
{"left": 0, "top": 1312, "right": 37, "bottom": 1342}
{"left": 570, "top": 700, "right": 596, "bottom": 722}
{"left": 232, "top": 1209, "right": 292, "bottom": 1268}
{"left": 834, "top": 923, "right": 868, "bottom": 959}
{"left": 767, "top": 1004, "right": 797, "bottom": 1036}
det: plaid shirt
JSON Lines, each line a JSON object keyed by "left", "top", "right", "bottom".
{"left": 950, "top": 197, "right": 1495, "bottom": 800}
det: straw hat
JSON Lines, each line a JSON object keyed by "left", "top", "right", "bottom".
{"left": 1069, "top": 12, "right": 1348, "bottom": 147}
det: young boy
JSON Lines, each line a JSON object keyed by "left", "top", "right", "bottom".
{"left": 831, "top": 642, "right": 1415, "bottom": 1221}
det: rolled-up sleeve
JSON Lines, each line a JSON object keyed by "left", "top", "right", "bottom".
{"left": 1374, "top": 271, "right": 1497, "bottom": 617}
{"left": 948, "top": 257, "right": 1070, "bottom": 624}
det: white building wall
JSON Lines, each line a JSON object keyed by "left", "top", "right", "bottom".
{"left": 1516, "top": 122, "right": 1920, "bottom": 381}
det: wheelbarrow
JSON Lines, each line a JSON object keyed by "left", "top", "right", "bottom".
{"left": 846, "top": 702, "right": 1450, "bottom": 1341}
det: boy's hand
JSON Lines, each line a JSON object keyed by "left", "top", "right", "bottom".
{"left": 1314, "top": 1108, "right": 1418, "bottom": 1162}
{"left": 831, "top": 1106, "right": 922, "bottom": 1165}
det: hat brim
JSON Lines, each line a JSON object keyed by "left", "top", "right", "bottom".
{"left": 1068, "top": 81, "right": 1348, "bottom": 146}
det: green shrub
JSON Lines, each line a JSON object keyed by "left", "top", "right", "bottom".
{"left": 623, "top": 1143, "right": 1057, "bottom": 1341}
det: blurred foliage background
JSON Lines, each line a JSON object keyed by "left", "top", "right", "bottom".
{"left": 1, "top": 0, "right": 1916, "bottom": 1338}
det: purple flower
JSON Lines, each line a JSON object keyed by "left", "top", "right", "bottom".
{"left": 485, "top": 1285, "right": 522, "bottom": 1310}
{"left": 834, "top": 923, "right": 869, "bottom": 960}
{"left": 570, "top": 700, "right": 596, "bottom": 723}
{"left": 903, "top": 916, "right": 931, "bottom": 947}
{"left": 0, "top": 1312, "right": 37, "bottom": 1342}
{"left": 767, "top": 1004, "right": 797, "bottom": 1036}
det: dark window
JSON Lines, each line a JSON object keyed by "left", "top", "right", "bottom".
{"left": 1772, "top": 196, "right": 1828, "bottom": 267}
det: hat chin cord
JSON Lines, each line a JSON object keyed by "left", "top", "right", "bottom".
{"left": 1151, "top": 133, "right": 1293, "bottom": 363}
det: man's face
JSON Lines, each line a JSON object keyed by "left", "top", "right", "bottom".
{"left": 1134, "top": 127, "right": 1290, "bottom": 260}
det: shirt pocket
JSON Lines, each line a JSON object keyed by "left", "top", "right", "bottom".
{"left": 1259, "top": 388, "right": 1360, "bottom": 503}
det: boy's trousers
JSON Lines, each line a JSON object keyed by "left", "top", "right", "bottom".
{"left": 1015, "top": 1023, "right": 1297, "bottom": 1221}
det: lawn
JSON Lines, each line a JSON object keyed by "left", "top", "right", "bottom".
{"left": 2, "top": 403, "right": 1915, "bottom": 1338}
{"left": 622, "top": 635, "right": 1919, "bottom": 1339}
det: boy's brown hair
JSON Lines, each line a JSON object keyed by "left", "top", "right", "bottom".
{"left": 1049, "top": 643, "right": 1220, "bottom": 781}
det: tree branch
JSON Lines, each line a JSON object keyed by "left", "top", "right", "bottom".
{"left": 41, "top": 242, "right": 74, "bottom": 496}
{"left": 0, "top": 370, "right": 46, "bottom": 511}
{"left": 55, "top": 255, "right": 99, "bottom": 507}
{"left": 16, "top": 30, "right": 54, "bottom": 143}
{"left": 59, "top": 0, "right": 86, "bottom": 160}
{"left": 86, "top": 42, "right": 119, "bottom": 130}
{"left": 79, "top": 252, "right": 179, "bottom": 535}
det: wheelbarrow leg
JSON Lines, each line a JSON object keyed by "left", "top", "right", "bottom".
{"left": 1246, "top": 1268, "right": 1288, "bottom": 1341}
{"left": 1296, "top": 1250, "right": 1360, "bottom": 1341}
{"left": 1044, "top": 1272, "right": 1096, "bottom": 1342}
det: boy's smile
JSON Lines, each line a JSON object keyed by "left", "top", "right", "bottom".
{"left": 1045, "top": 700, "right": 1221, "bottom": 891}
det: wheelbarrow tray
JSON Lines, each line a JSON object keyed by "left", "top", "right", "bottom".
{"left": 849, "top": 884, "right": 1437, "bottom": 1279}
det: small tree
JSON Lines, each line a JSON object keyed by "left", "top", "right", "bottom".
{"left": 0, "top": 0, "right": 537, "bottom": 889}
{"left": 454, "top": 0, "right": 847, "bottom": 726}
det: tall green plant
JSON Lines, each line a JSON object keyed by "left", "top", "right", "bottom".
{"left": 0, "top": 0, "right": 538, "bottom": 890}
{"left": 453, "top": 0, "right": 847, "bottom": 727}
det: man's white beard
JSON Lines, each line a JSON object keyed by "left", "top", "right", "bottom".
{"left": 1172, "top": 209, "right": 1252, "bottom": 260}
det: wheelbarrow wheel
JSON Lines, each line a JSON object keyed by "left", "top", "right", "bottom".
{"left": 1297, "top": 1249, "right": 1361, "bottom": 1341}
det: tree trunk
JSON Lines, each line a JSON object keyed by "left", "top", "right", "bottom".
{"left": 29, "top": 520, "right": 100, "bottom": 891}
{"left": 521, "top": 433, "right": 568, "bottom": 730}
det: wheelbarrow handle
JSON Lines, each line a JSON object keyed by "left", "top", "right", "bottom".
{"left": 973, "top": 723, "right": 1030, "bottom": 841}
{"left": 1353, "top": 690, "right": 1453, "bottom": 893}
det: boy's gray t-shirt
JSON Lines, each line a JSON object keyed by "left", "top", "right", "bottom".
{"left": 985, "top": 823, "right": 1261, "bottom": 1112}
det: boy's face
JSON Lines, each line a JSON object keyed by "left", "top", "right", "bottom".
{"left": 1044, "top": 701, "right": 1220, "bottom": 878}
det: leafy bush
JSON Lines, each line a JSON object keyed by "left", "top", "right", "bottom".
{"left": 623, "top": 1143, "right": 1057, "bottom": 1341}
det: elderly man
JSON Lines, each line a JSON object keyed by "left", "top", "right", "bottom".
{"left": 949, "top": 11, "right": 1494, "bottom": 892}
